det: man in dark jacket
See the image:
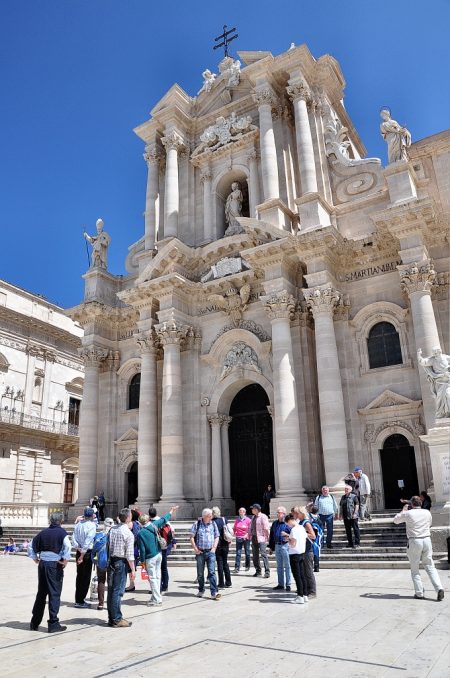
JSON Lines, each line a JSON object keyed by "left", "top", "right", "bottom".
{"left": 28, "top": 512, "right": 72, "bottom": 633}
{"left": 339, "top": 485, "right": 360, "bottom": 549}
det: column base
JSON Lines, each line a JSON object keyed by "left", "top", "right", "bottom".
{"left": 256, "top": 198, "right": 295, "bottom": 231}
{"left": 154, "top": 499, "right": 194, "bottom": 520}
{"left": 136, "top": 496, "right": 159, "bottom": 512}
{"left": 295, "top": 192, "right": 332, "bottom": 231}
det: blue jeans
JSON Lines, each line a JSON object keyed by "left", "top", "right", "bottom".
{"left": 196, "top": 551, "right": 218, "bottom": 596}
{"left": 235, "top": 538, "right": 250, "bottom": 570}
{"left": 320, "top": 513, "right": 334, "bottom": 547}
{"left": 107, "top": 558, "right": 128, "bottom": 624}
{"left": 275, "top": 543, "right": 291, "bottom": 587}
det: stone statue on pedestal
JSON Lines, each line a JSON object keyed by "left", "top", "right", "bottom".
{"left": 418, "top": 347, "right": 450, "bottom": 419}
{"left": 198, "top": 69, "right": 216, "bottom": 95}
{"left": 380, "top": 108, "right": 411, "bottom": 163}
{"left": 224, "top": 182, "right": 243, "bottom": 236}
{"left": 84, "top": 218, "right": 111, "bottom": 269}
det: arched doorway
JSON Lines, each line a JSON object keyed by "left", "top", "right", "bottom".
{"left": 229, "top": 383, "right": 274, "bottom": 512}
{"left": 127, "top": 462, "right": 138, "bottom": 506}
{"left": 380, "top": 434, "right": 419, "bottom": 508}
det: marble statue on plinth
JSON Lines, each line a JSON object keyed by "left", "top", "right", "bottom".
{"left": 380, "top": 108, "right": 411, "bottom": 163}
{"left": 418, "top": 347, "right": 450, "bottom": 418}
{"left": 224, "top": 181, "right": 244, "bottom": 236}
{"left": 84, "top": 218, "right": 111, "bottom": 269}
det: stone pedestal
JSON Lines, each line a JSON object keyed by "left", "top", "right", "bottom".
{"left": 420, "top": 421, "right": 450, "bottom": 526}
{"left": 83, "top": 268, "right": 120, "bottom": 307}
{"left": 295, "top": 193, "right": 332, "bottom": 231}
{"left": 256, "top": 197, "right": 293, "bottom": 230}
{"left": 383, "top": 160, "right": 418, "bottom": 205}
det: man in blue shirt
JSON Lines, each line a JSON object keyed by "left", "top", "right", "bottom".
{"left": 190, "top": 508, "right": 220, "bottom": 600}
{"left": 72, "top": 507, "right": 97, "bottom": 607}
{"left": 28, "top": 511, "right": 71, "bottom": 633}
{"left": 314, "top": 486, "right": 338, "bottom": 549}
{"left": 268, "top": 506, "right": 291, "bottom": 591}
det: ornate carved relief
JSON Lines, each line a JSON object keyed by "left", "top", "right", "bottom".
{"left": 262, "top": 290, "right": 296, "bottom": 321}
{"left": 220, "top": 342, "right": 261, "bottom": 380}
{"left": 253, "top": 88, "right": 278, "bottom": 108}
{"left": 208, "top": 284, "right": 250, "bottom": 328}
{"left": 156, "top": 318, "right": 191, "bottom": 346}
{"left": 161, "top": 130, "right": 185, "bottom": 153}
{"left": 209, "top": 320, "right": 270, "bottom": 350}
{"left": 79, "top": 346, "right": 108, "bottom": 367}
{"left": 192, "top": 112, "right": 257, "bottom": 157}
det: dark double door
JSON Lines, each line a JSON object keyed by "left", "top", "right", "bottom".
{"left": 228, "top": 384, "right": 274, "bottom": 512}
{"left": 380, "top": 434, "right": 419, "bottom": 508}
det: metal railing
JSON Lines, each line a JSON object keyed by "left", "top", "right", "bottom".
{"left": 0, "top": 409, "right": 79, "bottom": 436}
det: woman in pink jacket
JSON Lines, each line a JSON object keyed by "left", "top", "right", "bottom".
{"left": 233, "top": 508, "right": 252, "bottom": 573}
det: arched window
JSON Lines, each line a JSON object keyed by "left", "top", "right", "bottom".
{"left": 128, "top": 373, "right": 141, "bottom": 410}
{"left": 367, "top": 322, "right": 402, "bottom": 369}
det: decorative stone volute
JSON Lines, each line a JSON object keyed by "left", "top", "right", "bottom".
{"left": 398, "top": 261, "right": 436, "bottom": 295}
{"left": 303, "top": 286, "right": 341, "bottom": 318}
{"left": 261, "top": 290, "right": 296, "bottom": 320}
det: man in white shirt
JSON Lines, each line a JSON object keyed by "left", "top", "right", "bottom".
{"left": 353, "top": 467, "right": 371, "bottom": 520}
{"left": 393, "top": 496, "right": 444, "bottom": 601}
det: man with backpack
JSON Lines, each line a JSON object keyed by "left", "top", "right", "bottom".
{"left": 91, "top": 517, "right": 114, "bottom": 610}
{"left": 137, "top": 506, "right": 178, "bottom": 607}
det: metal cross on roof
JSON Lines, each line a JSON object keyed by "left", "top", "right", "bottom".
{"left": 213, "top": 24, "right": 238, "bottom": 58}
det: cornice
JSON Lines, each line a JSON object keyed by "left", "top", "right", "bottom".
{"left": 0, "top": 305, "right": 81, "bottom": 348}
{"left": 68, "top": 302, "right": 138, "bottom": 331}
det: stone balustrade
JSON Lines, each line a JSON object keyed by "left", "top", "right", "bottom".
{"left": 0, "top": 410, "right": 79, "bottom": 437}
{"left": 0, "top": 502, "right": 71, "bottom": 527}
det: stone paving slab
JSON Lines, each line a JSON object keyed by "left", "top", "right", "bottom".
{"left": 0, "top": 558, "right": 449, "bottom": 678}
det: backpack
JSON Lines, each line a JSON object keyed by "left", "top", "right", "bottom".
{"left": 309, "top": 519, "right": 324, "bottom": 557}
{"left": 91, "top": 532, "right": 109, "bottom": 570}
{"left": 159, "top": 523, "right": 173, "bottom": 549}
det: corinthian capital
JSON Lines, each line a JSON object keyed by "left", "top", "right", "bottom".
{"left": 79, "top": 346, "right": 108, "bottom": 367}
{"left": 200, "top": 168, "right": 212, "bottom": 184}
{"left": 253, "top": 88, "right": 278, "bottom": 108}
{"left": 161, "top": 130, "right": 185, "bottom": 153}
{"left": 261, "top": 290, "right": 296, "bottom": 321}
{"left": 208, "top": 414, "right": 225, "bottom": 428}
{"left": 143, "top": 144, "right": 161, "bottom": 166}
{"left": 156, "top": 318, "right": 190, "bottom": 346}
{"left": 398, "top": 261, "right": 436, "bottom": 296}
{"left": 136, "top": 330, "right": 158, "bottom": 355}
{"left": 303, "top": 286, "right": 341, "bottom": 318}
{"left": 286, "top": 81, "right": 311, "bottom": 104}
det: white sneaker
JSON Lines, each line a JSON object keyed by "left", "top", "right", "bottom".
{"left": 303, "top": 596, "right": 308, "bottom": 603}
{"left": 291, "top": 596, "right": 305, "bottom": 604}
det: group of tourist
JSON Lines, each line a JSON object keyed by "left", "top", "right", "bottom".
{"left": 26, "top": 467, "right": 444, "bottom": 632}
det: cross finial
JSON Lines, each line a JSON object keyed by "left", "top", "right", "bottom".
{"left": 213, "top": 24, "right": 238, "bottom": 58}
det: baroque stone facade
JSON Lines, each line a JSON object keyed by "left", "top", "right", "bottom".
{"left": 0, "top": 280, "right": 84, "bottom": 512}
{"left": 69, "top": 44, "right": 450, "bottom": 518}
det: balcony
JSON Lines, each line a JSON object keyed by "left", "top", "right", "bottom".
{"left": 0, "top": 409, "right": 79, "bottom": 437}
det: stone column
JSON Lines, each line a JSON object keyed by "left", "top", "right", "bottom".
{"left": 221, "top": 415, "right": 232, "bottom": 498}
{"left": 76, "top": 346, "right": 107, "bottom": 505}
{"left": 143, "top": 144, "right": 160, "bottom": 250}
{"left": 262, "top": 291, "right": 304, "bottom": 497}
{"left": 304, "top": 287, "right": 348, "bottom": 488}
{"left": 208, "top": 414, "right": 224, "bottom": 500}
{"left": 161, "top": 130, "right": 184, "bottom": 238}
{"left": 200, "top": 168, "right": 214, "bottom": 242}
{"left": 136, "top": 332, "right": 159, "bottom": 506}
{"left": 247, "top": 149, "right": 260, "bottom": 217}
{"left": 266, "top": 405, "right": 280, "bottom": 494}
{"left": 286, "top": 81, "right": 318, "bottom": 195}
{"left": 398, "top": 261, "right": 440, "bottom": 425}
{"left": 253, "top": 89, "right": 280, "bottom": 201}
{"left": 157, "top": 319, "right": 190, "bottom": 501}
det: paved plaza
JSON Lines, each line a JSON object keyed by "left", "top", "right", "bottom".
{"left": 0, "top": 558, "right": 449, "bottom": 677}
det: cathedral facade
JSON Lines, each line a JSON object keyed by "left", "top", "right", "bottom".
{"left": 70, "top": 45, "right": 450, "bottom": 519}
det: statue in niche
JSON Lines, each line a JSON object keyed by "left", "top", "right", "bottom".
{"left": 198, "top": 69, "right": 216, "bottom": 95}
{"left": 224, "top": 182, "right": 244, "bottom": 236}
{"left": 417, "top": 347, "right": 450, "bottom": 419}
{"left": 380, "top": 108, "right": 411, "bottom": 164}
{"left": 84, "top": 218, "right": 111, "bottom": 269}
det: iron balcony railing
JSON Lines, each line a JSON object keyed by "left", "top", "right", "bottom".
{"left": 0, "top": 409, "right": 79, "bottom": 436}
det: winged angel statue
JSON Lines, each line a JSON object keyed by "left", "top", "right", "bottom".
{"left": 208, "top": 284, "right": 251, "bottom": 327}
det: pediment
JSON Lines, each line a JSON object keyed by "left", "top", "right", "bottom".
{"left": 150, "top": 84, "right": 192, "bottom": 116}
{"left": 195, "top": 81, "right": 254, "bottom": 119}
{"left": 358, "top": 390, "right": 421, "bottom": 414}
{"left": 115, "top": 427, "right": 138, "bottom": 444}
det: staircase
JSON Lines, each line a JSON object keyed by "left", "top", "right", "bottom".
{"left": 2, "top": 511, "right": 448, "bottom": 569}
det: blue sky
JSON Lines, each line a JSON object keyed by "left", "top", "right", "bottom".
{"left": 1, "top": 0, "right": 449, "bottom": 308}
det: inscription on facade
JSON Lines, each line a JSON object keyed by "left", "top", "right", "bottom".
{"left": 339, "top": 261, "right": 401, "bottom": 282}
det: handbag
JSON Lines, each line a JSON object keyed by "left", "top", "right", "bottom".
{"left": 222, "top": 519, "right": 234, "bottom": 543}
